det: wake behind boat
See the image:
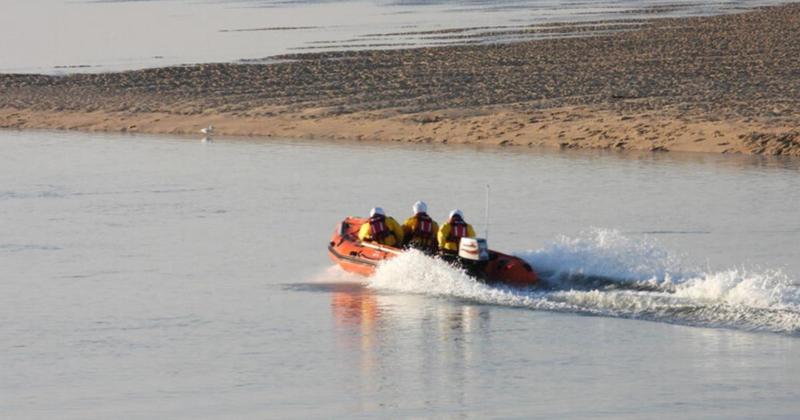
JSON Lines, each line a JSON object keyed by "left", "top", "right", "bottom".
{"left": 328, "top": 217, "right": 539, "bottom": 287}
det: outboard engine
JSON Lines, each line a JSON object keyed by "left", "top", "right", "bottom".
{"left": 459, "top": 237, "right": 489, "bottom": 261}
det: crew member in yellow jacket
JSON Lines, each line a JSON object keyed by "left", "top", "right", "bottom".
{"left": 437, "top": 209, "right": 476, "bottom": 253}
{"left": 402, "top": 200, "right": 439, "bottom": 254}
{"left": 358, "top": 207, "right": 404, "bottom": 247}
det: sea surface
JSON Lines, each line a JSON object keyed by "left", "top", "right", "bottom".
{"left": 1, "top": 0, "right": 793, "bottom": 74}
{"left": 1, "top": 130, "right": 799, "bottom": 418}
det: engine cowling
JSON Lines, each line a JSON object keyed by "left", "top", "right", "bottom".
{"left": 459, "top": 237, "right": 489, "bottom": 261}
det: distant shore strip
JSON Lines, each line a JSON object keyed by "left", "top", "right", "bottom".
{"left": 1, "top": 4, "right": 799, "bottom": 156}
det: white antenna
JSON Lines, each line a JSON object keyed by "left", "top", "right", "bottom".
{"left": 484, "top": 184, "right": 490, "bottom": 240}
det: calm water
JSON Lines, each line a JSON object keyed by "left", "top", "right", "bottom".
{"left": 1, "top": 130, "right": 799, "bottom": 418}
{"left": 2, "top": 0, "right": 792, "bottom": 74}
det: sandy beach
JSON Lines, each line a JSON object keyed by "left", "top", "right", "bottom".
{"left": 1, "top": 4, "right": 799, "bottom": 155}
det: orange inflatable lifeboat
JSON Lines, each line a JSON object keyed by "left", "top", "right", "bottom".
{"left": 327, "top": 217, "right": 539, "bottom": 288}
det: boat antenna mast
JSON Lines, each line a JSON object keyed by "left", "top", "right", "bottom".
{"left": 484, "top": 184, "right": 490, "bottom": 240}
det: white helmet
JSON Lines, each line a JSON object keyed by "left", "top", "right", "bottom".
{"left": 412, "top": 200, "right": 427, "bottom": 214}
{"left": 370, "top": 207, "right": 385, "bottom": 218}
{"left": 449, "top": 209, "right": 464, "bottom": 220}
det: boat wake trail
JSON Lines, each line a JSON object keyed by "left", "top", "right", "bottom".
{"left": 367, "top": 229, "right": 800, "bottom": 335}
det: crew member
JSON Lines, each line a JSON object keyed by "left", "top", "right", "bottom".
{"left": 358, "top": 207, "right": 404, "bottom": 247}
{"left": 437, "top": 209, "right": 476, "bottom": 254}
{"left": 402, "top": 200, "right": 439, "bottom": 254}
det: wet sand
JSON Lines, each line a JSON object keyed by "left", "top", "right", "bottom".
{"left": 2, "top": 4, "right": 799, "bottom": 155}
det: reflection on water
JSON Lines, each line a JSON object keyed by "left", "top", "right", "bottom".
{"left": 330, "top": 282, "right": 492, "bottom": 409}
{"left": 322, "top": 278, "right": 800, "bottom": 417}
{"left": 331, "top": 283, "right": 381, "bottom": 328}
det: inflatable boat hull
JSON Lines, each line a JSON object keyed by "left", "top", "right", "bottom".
{"left": 328, "top": 217, "right": 539, "bottom": 288}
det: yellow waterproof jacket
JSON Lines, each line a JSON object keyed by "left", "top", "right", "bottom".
{"left": 402, "top": 214, "right": 439, "bottom": 250}
{"left": 358, "top": 216, "right": 404, "bottom": 247}
{"left": 438, "top": 221, "right": 476, "bottom": 252}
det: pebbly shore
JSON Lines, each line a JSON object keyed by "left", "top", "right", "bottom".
{"left": 1, "top": 4, "right": 799, "bottom": 155}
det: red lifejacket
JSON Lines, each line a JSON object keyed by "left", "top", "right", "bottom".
{"left": 447, "top": 219, "right": 469, "bottom": 242}
{"left": 408, "top": 213, "right": 435, "bottom": 249}
{"left": 369, "top": 216, "right": 391, "bottom": 241}
{"left": 413, "top": 213, "right": 434, "bottom": 237}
